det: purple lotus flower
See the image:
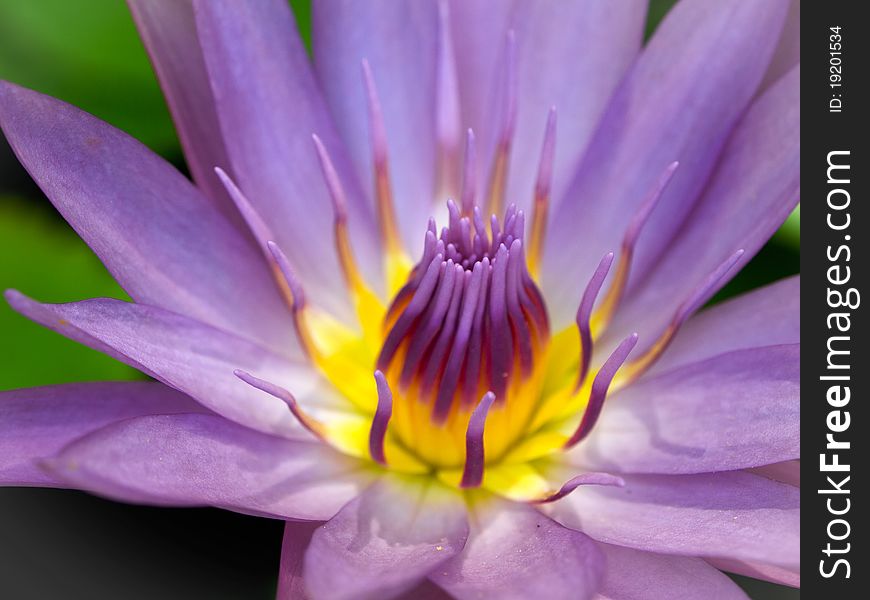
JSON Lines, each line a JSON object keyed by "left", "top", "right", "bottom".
{"left": 1, "top": 0, "right": 799, "bottom": 598}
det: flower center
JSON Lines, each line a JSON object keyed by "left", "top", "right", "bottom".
{"left": 376, "top": 201, "right": 549, "bottom": 469}
{"left": 231, "top": 48, "right": 725, "bottom": 499}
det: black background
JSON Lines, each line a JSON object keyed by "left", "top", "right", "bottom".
{"left": 0, "top": 488, "right": 283, "bottom": 599}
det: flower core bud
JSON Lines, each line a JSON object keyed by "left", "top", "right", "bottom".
{"left": 376, "top": 201, "right": 549, "bottom": 467}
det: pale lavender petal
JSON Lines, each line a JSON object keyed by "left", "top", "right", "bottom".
{"left": 603, "top": 66, "right": 799, "bottom": 352}
{"left": 313, "top": 0, "right": 441, "bottom": 247}
{"left": 304, "top": 475, "right": 469, "bottom": 599}
{"left": 570, "top": 345, "right": 799, "bottom": 475}
{"left": 193, "top": 0, "right": 380, "bottom": 317}
{"left": 446, "top": 0, "right": 510, "bottom": 180}
{"left": 747, "top": 460, "right": 800, "bottom": 488}
{"left": 707, "top": 557, "right": 800, "bottom": 589}
{"left": 277, "top": 520, "right": 321, "bottom": 600}
{"left": 431, "top": 498, "right": 604, "bottom": 600}
{"left": 760, "top": 0, "right": 800, "bottom": 91}
{"left": 5, "top": 292, "right": 349, "bottom": 438}
{"left": 543, "top": 0, "right": 790, "bottom": 325}
{"left": 647, "top": 276, "right": 799, "bottom": 376}
{"left": 48, "top": 413, "right": 370, "bottom": 520}
{"left": 396, "top": 580, "right": 453, "bottom": 600}
{"left": 549, "top": 472, "right": 799, "bottom": 571}
{"left": 501, "top": 1, "right": 647, "bottom": 217}
{"left": 0, "top": 382, "right": 202, "bottom": 487}
{"left": 448, "top": 1, "right": 646, "bottom": 217}
{"left": 0, "top": 82, "right": 295, "bottom": 353}
{"left": 126, "top": 0, "right": 237, "bottom": 220}
{"left": 595, "top": 543, "right": 749, "bottom": 600}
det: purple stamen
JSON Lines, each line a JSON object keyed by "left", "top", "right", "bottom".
{"left": 215, "top": 167, "right": 274, "bottom": 254}
{"left": 361, "top": 58, "right": 404, "bottom": 252}
{"left": 506, "top": 209, "right": 523, "bottom": 244}
{"left": 534, "top": 107, "right": 558, "bottom": 203}
{"left": 458, "top": 217, "right": 473, "bottom": 257}
{"left": 506, "top": 240, "right": 533, "bottom": 374}
{"left": 574, "top": 252, "right": 615, "bottom": 390}
{"left": 378, "top": 253, "right": 444, "bottom": 367}
{"left": 528, "top": 108, "right": 557, "bottom": 270}
{"left": 623, "top": 161, "right": 680, "bottom": 251}
{"left": 379, "top": 202, "right": 548, "bottom": 422}
{"left": 433, "top": 261, "right": 486, "bottom": 421}
{"left": 460, "top": 129, "right": 477, "bottom": 215}
{"left": 398, "top": 260, "right": 457, "bottom": 388}
{"left": 518, "top": 243, "right": 549, "bottom": 335}
{"left": 673, "top": 249, "right": 745, "bottom": 327}
{"left": 390, "top": 234, "right": 438, "bottom": 316}
{"left": 498, "top": 30, "right": 518, "bottom": 146}
{"left": 472, "top": 206, "right": 487, "bottom": 247}
{"left": 486, "top": 32, "right": 517, "bottom": 222}
{"left": 361, "top": 59, "right": 389, "bottom": 168}
{"left": 461, "top": 256, "right": 491, "bottom": 408}
{"left": 435, "top": 0, "right": 461, "bottom": 164}
{"left": 369, "top": 371, "right": 393, "bottom": 466}
{"left": 447, "top": 200, "right": 462, "bottom": 245}
{"left": 564, "top": 332, "right": 638, "bottom": 449}
{"left": 311, "top": 134, "right": 348, "bottom": 222}
{"left": 489, "top": 214, "right": 501, "bottom": 253}
{"left": 416, "top": 230, "right": 439, "bottom": 270}
{"left": 488, "top": 244, "right": 513, "bottom": 400}
{"left": 234, "top": 369, "right": 323, "bottom": 438}
{"left": 597, "top": 161, "right": 680, "bottom": 322}
{"left": 460, "top": 391, "right": 496, "bottom": 488}
{"left": 503, "top": 203, "right": 518, "bottom": 230}
{"left": 532, "top": 472, "right": 625, "bottom": 504}
{"left": 216, "top": 168, "right": 313, "bottom": 318}
{"left": 439, "top": 226, "right": 450, "bottom": 246}
{"left": 420, "top": 266, "right": 467, "bottom": 397}
{"left": 618, "top": 249, "right": 745, "bottom": 382}
{"left": 266, "top": 241, "right": 306, "bottom": 311}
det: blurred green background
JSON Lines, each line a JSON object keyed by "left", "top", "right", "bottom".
{"left": 0, "top": 1, "right": 798, "bottom": 598}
